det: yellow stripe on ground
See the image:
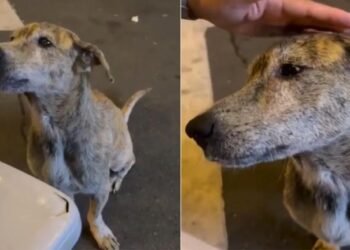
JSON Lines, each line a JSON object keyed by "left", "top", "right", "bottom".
{"left": 181, "top": 20, "right": 227, "bottom": 250}
{"left": 0, "top": 0, "right": 23, "bottom": 30}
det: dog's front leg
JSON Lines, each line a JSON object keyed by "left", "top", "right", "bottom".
{"left": 18, "top": 94, "right": 31, "bottom": 142}
{"left": 312, "top": 239, "right": 339, "bottom": 250}
{"left": 88, "top": 192, "right": 119, "bottom": 250}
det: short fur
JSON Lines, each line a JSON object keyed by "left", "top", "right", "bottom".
{"left": 186, "top": 32, "right": 350, "bottom": 250}
{"left": 0, "top": 22, "right": 150, "bottom": 250}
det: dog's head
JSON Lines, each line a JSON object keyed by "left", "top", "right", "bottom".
{"left": 0, "top": 22, "right": 114, "bottom": 94}
{"left": 187, "top": 33, "right": 350, "bottom": 167}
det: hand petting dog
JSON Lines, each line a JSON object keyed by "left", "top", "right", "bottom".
{"left": 187, "top": 0, "right": 350, "bottom": 36}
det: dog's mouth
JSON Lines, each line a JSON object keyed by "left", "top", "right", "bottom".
{"left": 0, "top": 77, "right": 29, "bottom": 93}
{"left": 204, "top": 144, "right": 291, "bottom": 168}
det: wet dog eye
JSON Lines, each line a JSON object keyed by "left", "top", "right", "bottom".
{"left": 9, "top": 36, "right": 14, "bottom": 41}
{"left": 280, "top": 63, "right": 305, "bottom": 77}
{"left": 38, "top": 36, "right": 53, "bottom": 48}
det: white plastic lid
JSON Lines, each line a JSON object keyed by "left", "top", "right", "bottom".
{"left": 0, "top": 162, "right": 81, "bottom": 250}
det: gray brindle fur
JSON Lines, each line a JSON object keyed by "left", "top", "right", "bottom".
{"left": 0, "top": 22, "right": 150, "bottom": 250}
{"left": 186, "top": 32, "right": 350, "bottom": 250}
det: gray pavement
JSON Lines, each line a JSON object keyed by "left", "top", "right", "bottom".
{"left": 0, "top": 0, "right": 179, "bottom": 249}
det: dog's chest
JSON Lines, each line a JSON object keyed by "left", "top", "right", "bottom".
{"left": 36, "top": 129, "right": 112, "bottom": 192}
{"left": 63, "top": 138, "right": 111, "bottom": 175}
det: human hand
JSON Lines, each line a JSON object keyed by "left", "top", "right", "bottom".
{"left": 188, "top": 0, "right": 350, "bottom": 36}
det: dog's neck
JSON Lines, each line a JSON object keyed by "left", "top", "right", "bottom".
{"left": 293, "top": 134, "right": 350, "bottom": 190}
{"left": 26, "top": 73, "right": 96, "bottom": 133}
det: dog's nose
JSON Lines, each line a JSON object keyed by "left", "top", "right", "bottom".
{"left": 186, "top": 113, "right": 215, "bottom": 149}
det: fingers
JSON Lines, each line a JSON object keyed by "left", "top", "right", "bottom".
{"left": 283, "top": 0, "right": 350, "bottom": 32}
{"left": 233, "top": 22, "right": 307, "bottom": 36}
{"left": 192, "top": 0, "right": 350, "bottom": 36}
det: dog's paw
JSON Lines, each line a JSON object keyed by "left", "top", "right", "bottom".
{"left": 312, "top": 240, "right": 339, "bottom": 250}
{"left": 90, "top": 223, "right": 120, "bottom": 250}
{"left": 98, "top": 234, "right": 119, "bottom": 250}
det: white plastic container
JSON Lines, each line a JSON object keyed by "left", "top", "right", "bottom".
{"left": 0, "top": 161, "right": 81, "bottom": 250}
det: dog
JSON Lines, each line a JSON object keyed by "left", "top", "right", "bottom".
{"left": 0, "top": 22, "right": 150, "bottom": 250}
{"left": 186, "top": 32, "right": 350, "bottom": 250}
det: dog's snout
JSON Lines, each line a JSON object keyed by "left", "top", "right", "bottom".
{"left": 186, "top": 113, "right": 215, "bottom": 149}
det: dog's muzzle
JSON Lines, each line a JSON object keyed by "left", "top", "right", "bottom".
{"left": 186, "top": 112, "right": 215, "bottom": 149}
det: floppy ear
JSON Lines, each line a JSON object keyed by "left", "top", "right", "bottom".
{"left": 71, "top": 33, "right": 115, "bottom": 83}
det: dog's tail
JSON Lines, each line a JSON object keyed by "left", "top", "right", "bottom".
{"left": 122, "top": 88, "right": 151, "bottom": 123}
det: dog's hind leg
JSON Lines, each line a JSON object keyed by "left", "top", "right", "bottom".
{"left": 312, "top": 239, "right": 339, "bottom": 250}
{"left": 110, "top": 174, "right": 120, "bottom": 194}
{"left": 110, "top": 168, "right": 128, "bottom": 194}
{"left": 110, "top": 158, "right": 135, "bottom": 194}
{"left": 87, "top": 191, "right": 119, "bottom": 250}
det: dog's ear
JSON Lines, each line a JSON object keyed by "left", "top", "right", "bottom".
{"left": 71, "top": 33, "right": 115, "bottom": 83}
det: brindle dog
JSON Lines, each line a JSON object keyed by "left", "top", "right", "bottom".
{"left": 187, "top": 32, "right": 350, "bottom": 250}
{"left": 0, "top": 22, "right": 150, "bottom": 250}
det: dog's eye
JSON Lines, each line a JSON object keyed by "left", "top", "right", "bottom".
{"left": 280, "top": 63, "right": 305, "bottom": 77}
{"left": 9, "top": 36, "right": 14, "bottom": 41}
{"left": 38, "top": 36, "right": 53, "bottom": 48}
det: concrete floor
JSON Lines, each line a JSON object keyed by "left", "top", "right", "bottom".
{"left": 181, "top": 20, "right": 227, "bottom": 250}
{"left": 0, "top": 0, "right": 179, "bottom": 249}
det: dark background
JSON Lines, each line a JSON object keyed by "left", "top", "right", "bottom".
{"left": 0, "top": 1, "right": 179, "bottom": 249}
{"left": 205, "top": 0, "right": 350, "bottom": 249}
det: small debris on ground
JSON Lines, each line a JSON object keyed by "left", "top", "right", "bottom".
{"left": 131, "top": 16, "right": 139, "bottom": 23}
